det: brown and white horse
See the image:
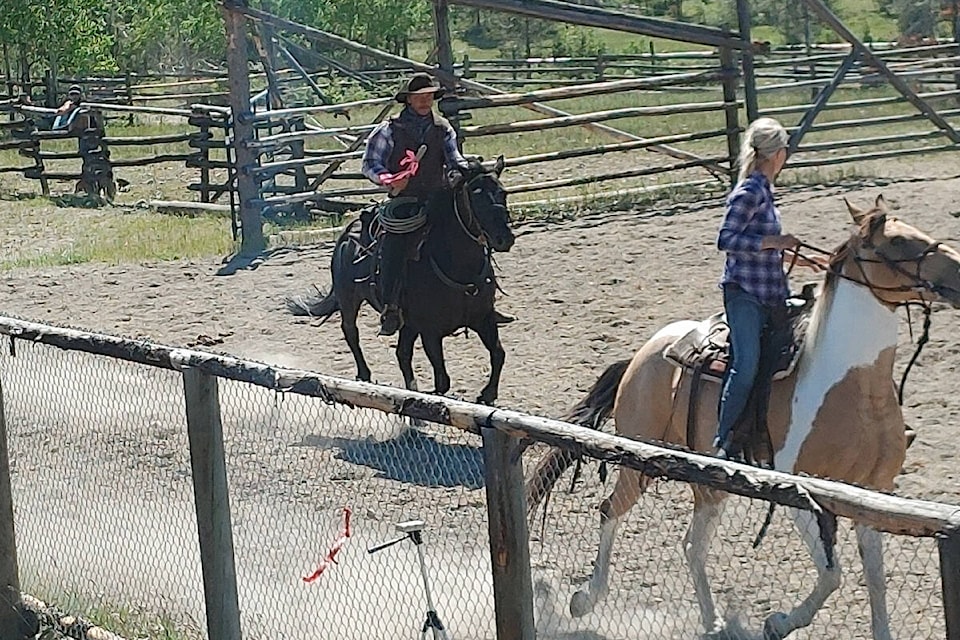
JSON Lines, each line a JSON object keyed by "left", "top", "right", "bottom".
{"left": 530, "top": 197, "right": 960, "bottom": 639}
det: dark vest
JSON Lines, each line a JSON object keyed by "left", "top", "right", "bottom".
{"left": 387, "top": 112, "right": 449, "bottom": 200}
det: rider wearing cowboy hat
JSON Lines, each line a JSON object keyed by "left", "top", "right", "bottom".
{"left": 361, "top": 72, "right": 470, "bottom": 336}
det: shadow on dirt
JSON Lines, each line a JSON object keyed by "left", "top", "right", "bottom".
{"left": 296, "top": 425, "right": 485, "bottom": 489}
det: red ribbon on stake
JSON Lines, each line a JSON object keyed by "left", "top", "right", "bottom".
{"left": 302, "top": 507, "right": 352, "bottom": 583}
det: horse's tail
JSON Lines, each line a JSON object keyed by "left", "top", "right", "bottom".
{"left": 525, "top": 358, "right": 631, "bottom": 516}
{"left": 285, "top": 286, "right": 340, "bottom": 324}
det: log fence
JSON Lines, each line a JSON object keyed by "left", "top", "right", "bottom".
{"left": 0, "top": 316, "right": 958, "bottom": 639}
{"left": 0, "top": 101, "right": 232, "bottom": 210}
{"left": 0, "top": 3, "right": 959, "bottom": 250}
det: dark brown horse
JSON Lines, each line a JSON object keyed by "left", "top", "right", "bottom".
{"left": 288, "top": 158, "right": 515, "bottom": 404}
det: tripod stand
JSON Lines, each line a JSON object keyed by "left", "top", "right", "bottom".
{"left": 368, "top": 520, "right": 451, "bottom": 640}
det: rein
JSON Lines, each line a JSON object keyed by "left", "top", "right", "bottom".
{"left": 429, "top": 173, "right": 496, "bottom": 296}
{"left": 792, "top": 239, "right": 934, "bottom": 407}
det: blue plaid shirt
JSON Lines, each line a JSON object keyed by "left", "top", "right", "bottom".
{"left": 717, "top": 172, "right": 789, "bottom": 306}
{"left": 361, "top": 116, "right": 467, "bottom": 184}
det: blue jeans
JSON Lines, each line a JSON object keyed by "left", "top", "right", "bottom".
{"left": 716, "top": 284, "right": 774, "bottom": 447}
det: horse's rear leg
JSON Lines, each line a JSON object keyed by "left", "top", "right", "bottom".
{"left": 856, "top": 524, "right": 892, "bottom": 640}
{"left": 420, "top": 333, "right": 450, "bottom": 395}
{"left": 570, "top": 467, "right": 647, "bottom": 617}
{"left": 763, "top": 508, "right": 842, "bottom": 639}
{"left": 471, "top": 315, "right": 504, "bottom": 405}
{"left": 685, "top": 487, "right": 727, "bottom": 634}
{"left": 339, "top": 295, "right": 371, "bottom": 382}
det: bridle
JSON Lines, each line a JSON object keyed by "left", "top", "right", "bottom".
{"left": 792, "top": 219, "right": 947, "bottom": 405}
{"left": 452, "top": 171, "right": 508, "bottom": 249}
{"left": 429, "top": 171, "right": 507, "bottom": 296}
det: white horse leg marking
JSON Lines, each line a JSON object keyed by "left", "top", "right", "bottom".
{"left": 856, "top": 524, "right": 893, "bottom": 640}
{"left": 684, "top": 499, "right": 726, "bottom": 633}
{"left": 570, "top": 513, "right": 620, "bottom": 617}
{"left": 765, "top": 508, "right": 842, "bottom": 638}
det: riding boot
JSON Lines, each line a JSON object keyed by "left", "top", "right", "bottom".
{"left": 378, "top": 232, "right": 406, "bottom": 336}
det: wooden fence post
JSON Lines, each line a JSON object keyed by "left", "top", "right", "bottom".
{"left": 221, "top": 0, "right": 266, "bottom": 256}
{"left": 0, "top": 377, "right": 25, "bottom": 640}
{"left": 736, "top": 0, "right": 758, "bottom": 122}
{"left": 183, "top": 369, "right": 243, "bottom": 640}
{"left": 482, "top": 427, "right": 535, "bottom": 640}
{"left": 719, "top": 47, "right": 741, "bottom": 186}
{"left": 941, "top": 530, "right": 960, "bottom": 640}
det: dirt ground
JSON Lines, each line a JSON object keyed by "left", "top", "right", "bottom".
{"left": 3, "top": 159, "right": 960, "bottom": 639}
{"left": 4, "top": 161, "right": 960, "bottom": 496}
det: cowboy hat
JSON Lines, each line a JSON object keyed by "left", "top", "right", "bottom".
{"left": 394, "top": 73, "right": 443, "bottom": 103}
{"left": 68, "top": 84, "right": 82, "bottom": 95}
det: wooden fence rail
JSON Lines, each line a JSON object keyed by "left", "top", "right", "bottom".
{"left": 0, "top": 315, "right": 958, "bottom": 638}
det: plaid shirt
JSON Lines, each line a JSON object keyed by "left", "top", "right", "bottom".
{"left": 717, "top": 172, "right": 789, "bottom": 306}
{"left": 361, "top": 116, "right": 467, "bottom": 184}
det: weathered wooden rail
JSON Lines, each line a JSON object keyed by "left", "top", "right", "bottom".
{"left": 0, "top": 316, "right": 958, "bottom": 640}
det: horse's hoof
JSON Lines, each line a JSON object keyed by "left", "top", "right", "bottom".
{"left": 569, "top": 589, "right": 594, "bottom": 618}
{"left": 762, "top": 612, "right": 790, "bottom": 640}
{"left": 476, "top": 390, "right": 497, "bottom": 405}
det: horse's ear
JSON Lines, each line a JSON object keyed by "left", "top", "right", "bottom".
{"left": 845, "top": 197, "right": 867, "bottom": 224}
{"left": 494, "top": 155, "right": 505, "bottom": 177}
{"left": 875, "top": 194, "right": 888, "bottom": 212}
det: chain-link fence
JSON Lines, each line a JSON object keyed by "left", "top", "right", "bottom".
{"left": 0, "top": 318, "right": 958, "bottom": 640}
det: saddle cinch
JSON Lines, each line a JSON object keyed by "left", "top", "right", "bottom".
{"left": 663, "top": 282, "right": 819, "bottom": 385}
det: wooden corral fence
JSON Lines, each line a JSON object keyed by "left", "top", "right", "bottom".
{"left": 0, "top": 315, "right": 957, "bottom": 640}
{"left": 212, "top": 0, "right": 960, "bottom": 255}
{"left": 0, "top": 100, "right": 233, "bottom": 216}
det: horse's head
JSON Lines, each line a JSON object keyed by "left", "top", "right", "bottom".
{"left": 836, "top": 195, "right": 960, "bottom": 308}
{"left": 449, "top": 156, "right": 515, "bottom": 252}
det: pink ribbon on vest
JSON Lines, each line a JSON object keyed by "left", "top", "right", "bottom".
{"left": 378, "top": 144, "right": 427, "bottom": 186}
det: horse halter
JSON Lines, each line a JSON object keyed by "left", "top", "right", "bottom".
{"left": 797, "top": 222, "right": 945, "bottom": 406}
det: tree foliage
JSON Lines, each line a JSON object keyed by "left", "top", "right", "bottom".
{"left": 0, "top": 0, "right": 952, "bottom": 80}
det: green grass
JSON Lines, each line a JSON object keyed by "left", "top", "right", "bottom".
{"left": 23, "top": 587, "right": 203, "bottom": 640}
{"left": 0, "top": 199, "right": 236, "bottom": 270}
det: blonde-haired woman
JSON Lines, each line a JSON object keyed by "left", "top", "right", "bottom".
{"left": 714, "top": 118, "right": 818, "bottom": 459}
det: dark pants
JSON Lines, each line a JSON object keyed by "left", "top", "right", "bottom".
{"left": 716, "top": 284, "right": 778, "bottom": 447}
{"left": 378, "top": 231, "right": 418, "bottom": 308}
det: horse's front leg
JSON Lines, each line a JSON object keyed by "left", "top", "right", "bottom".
{"left": 396, "top": 326, "right": 419, "bottom": 391}
{"left": 420, "top": 333, "right": 450, "bottom": 395}
{"left": 856, "top": 524, "right": 893, "bottom": 640}
{"left": 763, "top": 508, "right": 842, "bottom": 639}
{"left": 471, "top": 313, "right": 505, "bottom": 405}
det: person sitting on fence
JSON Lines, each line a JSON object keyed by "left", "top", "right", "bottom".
{"left": 52, "top": 84, "right": 83, "bottom": 130}
{"left": 361, "top": 72, "right": 470, "bottom": 337}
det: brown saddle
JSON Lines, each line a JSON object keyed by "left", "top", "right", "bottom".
{"left": 663, "top": 282, "right": 818, "bottom": 383}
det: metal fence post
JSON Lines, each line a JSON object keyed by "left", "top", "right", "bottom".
{"left": 0, "top": 377, "right": 24, "bottom": 639}
{"left": 482, "top": 426, "right": 535, "bottom": 640}
{"left": 940, "top": 530, "right": 960, "bottom": 640}
{"left": 183, "top": 369, "right": 243, "bottom": 640}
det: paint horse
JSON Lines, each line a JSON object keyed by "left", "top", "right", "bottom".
{"left": 528, "top": 196, "right": 960, "bottom": 639}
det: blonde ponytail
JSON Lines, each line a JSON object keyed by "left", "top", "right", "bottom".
{"left": 737, "top": 117, "right": 789, "bottom": 182}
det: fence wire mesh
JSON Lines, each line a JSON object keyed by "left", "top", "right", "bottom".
{"left": 0, "top": 335, "right": 950, "bottom": 640}
{"left": 526, "top": 444, "right": 945, "bottom": 639}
